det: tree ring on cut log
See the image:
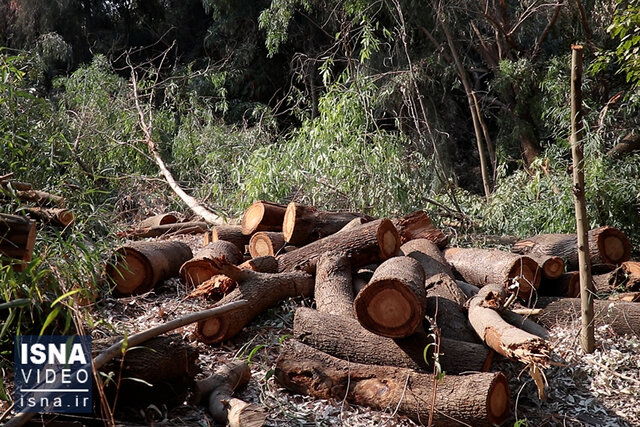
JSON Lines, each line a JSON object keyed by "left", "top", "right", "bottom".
{"left": 107, "top": 249, "right": 152, "bottom": 295}
{"left": 506, "top": 256, "right": 540, "bottom": 299}
{"left": 378, "top": 221, "right": 401, "bottom": 258}
{"left": 197, "top": 317, "right": 227, "bottom": 343}
{"left": 241, "top": 203, "right": 265, "bottom": 235}
{"left": 355, "top": 282, "right": 422, "bottom": 338}
{"left": 487, "top": 373, "right": 510, "bottom": 425}
{"left": 254, "top": 238, "right": 270, "bottom": 256}
{"left": 602, "top": 234, "right": 628, "bottom": 264}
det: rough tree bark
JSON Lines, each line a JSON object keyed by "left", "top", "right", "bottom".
{"left": 511, "top": 226, "right": 631, "bottom": 272}
{"left": 283, "top": 202, "right": 374, "bottom": 245}
{"left": 193, "top": 361, "right": 265, "bottom": 427}
{"left": 0, "top": 213, "right": 36, "bottom": 272}
{"left": 354, "top": 256, "right": 426, "bottom": 338}
{"left": 276, "top": 340, "right": 510, "bottom": 427}
{"left": 195, "top": 259, "right": 314, "bottom": 344}
{"left": 535, "top": 297, "right": 640, "bottom": 337}
{"left": 293, "top": 307, "right": 490, "bottom": 374}
{"left": 314, "top": 251, "right": 354, "bottom": 318}
{"left": 444, "top": 247, "right": 541, "bottom": 301}
{"left": 105, "top": 240, "right": 193, "bottom": 296}
{"left": 277, "top": 218, "right": 400, "bottom": 273}
{"left": 241, "top": 201, "right": 287, "bottom": 234}
{"left": 400, "top": 238, "right": 454, "bottom": 279}
{"left": 179, "top": 241, "right": 244, "bottom": 288}
{"left": 392, "top": 211, "right": 448, "bottom": 248}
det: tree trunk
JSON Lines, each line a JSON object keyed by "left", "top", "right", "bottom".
{"left": 354, "top": 256, "right": 426, "bottom": 338}
{"left": 138, "top": 213, "right": 178, "bottom": 228}
{"left": 276, "top": 218, "right": 399, "bottom": 274}
{"left": 426, "top": 274, "right": 480, "bottom": 343}
{"left": 248, "top": 231, "right": 286, "bottom": 257}
{"left": 293, "top": 307, "right": 490, "bottom": 374}
{"left": 400, "top": 238, "right": 454, "bottom": 279}
{"left": 391, "top": 210, "right": 448, "bottom": 248}
{"left": 528, "top": 254, "right": 564, "bottom": 280}
{"left": 206, "top": 225, "right": 251, "bottom": 253}
{"left": 282, "top": 202, "right": 374, "bottom": 245}
{"left": 193, "top": 361, "right": 265, "bottom": 427}
{"left": 0, "top": 213, "right": 36, "bottom": 272}
{"left": 314, "top": 251, "right": 354, "bottom": 318}
{"left": 535, "top": 297, "right": 640, "bottom": 337}
{"left": 539, "top": 272, "right": 580, "bottom": 297}
{"left": 187, "top": 256, "right": 279, "bottom": 301}
{"left": 179, "top": 241, "right": 244, "bottom": 288}
{"left": 195, "top": 259, "right": 314, "bottom": 344}
{"left": 444, "top": 247, "right": 541, "bottom": 301}
{"left": 276, "top": 340, "right": 510, "bottom": 427}
{"left": 241, "top": 201, "right": 287, "bottom": 234}
{"left": 24, "top": 207, "right": 75, "bottom": 227}
{"left": 511, "top": 226, "right": 631, "bottom": 272}
{"left": 468, "top": 284, "right": 551, "bottom": 366}
{"left": 121, "top": 221, "right": 209, "bottom": 239}
{"left": 592, "top": 262, "right": 640, "bottom": 294}
{"left": 105, "top": 240, "right": 193, "bottom": 296}
{"left": 95, "top": 334, "right": 199, "bottom": 411}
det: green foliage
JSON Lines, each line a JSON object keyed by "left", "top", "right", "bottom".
{"left": 607, "top": 0, "right": 640, "bottom": 89}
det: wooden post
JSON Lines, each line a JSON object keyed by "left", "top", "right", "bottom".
{"left": 571, "top": 44, "right": 594, "bottom": 353}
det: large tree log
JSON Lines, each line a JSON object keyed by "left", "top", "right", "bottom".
{"left": 539, "top": 272, "right": 580, "bottom": 297}
{"left": 444, "top": 247, "right": 541, "bottom": 301}
{"left": 354, "top": 256, "right": 426, "bottom": 338}
{"left": 276, "top": 340, "right": 510, "bottom": 427}
{"left": 241, "top": 201, "right": 287, "bottom": 234}
{"left": 282, "top": 202, "right": 374, "bottom": 245}
{"left": 193, "top": 361, "right": 265, "bottom": 427}
{"left": 105, "top": 240, "right": 193, "bottom": 296}
{"left": 314, "top": 251, "right": 354, "bottom": 318}
{"left": 468, "top": 284, "right": 551, "bottom": 366}
{"left": 592, "top": 261, "right": 640, "bottom": 294}
{"left": 195, "top": 259, "right": 314, "bottom": 343}
{"left": 180, "top": 241, "right": 244, "bottom": 288}
{"left": 120, "top": 221, "right": 209, "bottom": 239}
{"left": 187, "top": 256, "right": 279, "bottom": 300}
{"left": 138, "top": 213, "right": 178, "bottom": 228}
{"left": 95, "top": 334, "right": 198, "bottom": 410}
{"left": 511, "top": 226, "right": 631, "bottom": 272}
{"left": 426, "top": 274, "right": 479, "bottom": 343}
{"left": 392, "top": 210, "right": 448, "bottom": 248}
{"left": 248, "top": 231, "right": 286, "bottom": 257}
{"left": 400, "top": 238, "right": 454, "bottom": 279}
{"left": 24, "top": 207, "right": 74, "bottom": 227}
{"left": 276, "top": 218, "right": 399, "bottom": 273}
{"left": 206, "top": 225, "right": 251, "bottom": 252}
{"left": 535, "top": 297, "right": 640, "bottom": 336}
{"left": 293, "top": 307, "right": 489, "bottom": 374}
{"left": 528, "top": 254, "right": 564, "bottom": 280}
{"left": 0, "top": 213, "right": 36, "bottom": 272}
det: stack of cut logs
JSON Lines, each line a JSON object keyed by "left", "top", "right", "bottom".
{"left": 105, "top": 201, "right": 639, "bottom": 426}
{"left": 0, "top": 177, "right": 73, "bottom": 271}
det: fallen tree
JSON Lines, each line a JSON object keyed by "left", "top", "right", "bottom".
{"left": 275, "top": 340, "right": 510, "bottom": 426}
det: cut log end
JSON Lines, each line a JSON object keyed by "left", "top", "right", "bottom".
{"left": 181, "top": 261, "right": 220, "bottom": 288}
{"left": 355, "top": 282, "right": 422, "bottom": 337}
{"left": 599, "top": 228, "right": 631, "bottom": 265}
{"left": 377, "top": 219, "right": 401, "bottom": 258}
{"left": 541, "top": 256, "right": 564, "bottom": 279}
{"left": 106, "top": 249, "right": 151, "bottom": 296}
{"left": 507, "top": 256, "right": 540, "bottom": 299}
{"left": 488, "top": 373, "right": 511, "bottom": 425}
{"left": 241, "top": 202, "right": 266, "bottom": 235}
{"left": 196, "top": 317, "right": 227, "bottom": 343}
{"left": 282, "top": 202, "right": 298, "bottom": 243}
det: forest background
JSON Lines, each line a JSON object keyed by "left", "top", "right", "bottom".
{"left": 0, "top": 0, "right": 639, "bottom": 375}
